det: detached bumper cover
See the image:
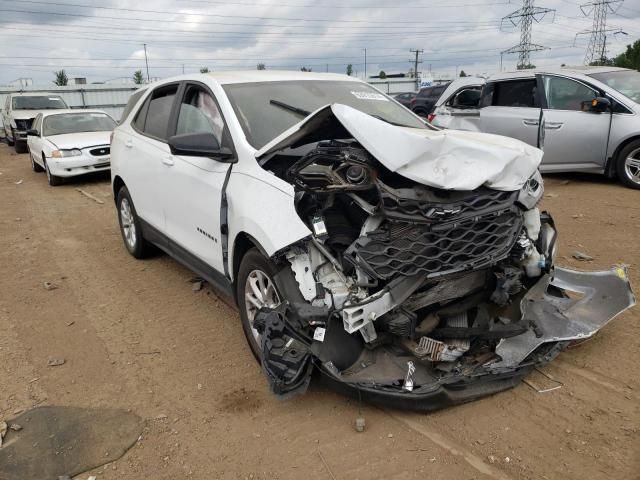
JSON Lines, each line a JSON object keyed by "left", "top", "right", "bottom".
{"left": 257, "top": 267, "right": 635, "bottom": 410}
{"left": 490, "top": 267, "right": 636, "bottom": 372}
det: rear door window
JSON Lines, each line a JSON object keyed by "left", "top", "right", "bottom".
{"left": 491, "top": 79, "right": 539, "bottom": 108}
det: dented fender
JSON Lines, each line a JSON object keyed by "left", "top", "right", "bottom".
{"left": 226, "top": 171, "right": 311, "bottom": 280}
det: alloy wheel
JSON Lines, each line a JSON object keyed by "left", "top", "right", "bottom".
{"left": 119, "top": 198, "right": 137, "bottom": 250}
{"left": 624, "top": 147, "right": 640, "bottom": 185}
{"left": 244, "top": 269, "right": 281, "bottom": 343}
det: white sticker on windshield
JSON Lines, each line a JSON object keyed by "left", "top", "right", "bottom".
{"left": 351, "top": 91, "right": 388, "bottom": 101}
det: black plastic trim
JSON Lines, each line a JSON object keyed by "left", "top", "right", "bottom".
{"left": 317, "top": 366, "right": 531, "bottom": 412}
{"left": 138, "top": 218, "right": 235, "bottom": 301}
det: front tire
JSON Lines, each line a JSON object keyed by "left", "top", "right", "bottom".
{"left": 30, "top": 150, "right": 44, "bottom": 172}
{"left": 616, "top": 140, "right": 640, "bottom": 190}
{"left": 237, "top": 248, "right": 283, "bottom": 361}
{"left": 15, "top": 140, "right": 27, "bottom": 154}
{"left": 116, "top": 186, "right": 153, "bottom": 259}
{"left": 44, "top": 159, "right": 62, "bottom": 186}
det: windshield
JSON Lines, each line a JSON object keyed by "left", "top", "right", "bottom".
{"left": 43, "top": 112, "right": 116, "bottom": 136}
{"left": 588, "top": 70, "right": 640, "bottom": 104}
{"left": 12, "top": 96, "right": 68, "bottom": 110}
{"left": 223, "top": 80, "right": 426, "bottom": 149}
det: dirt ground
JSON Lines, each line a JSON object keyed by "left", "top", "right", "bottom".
{"left": 0, "top": 141, "right": 638, "bottom": 480}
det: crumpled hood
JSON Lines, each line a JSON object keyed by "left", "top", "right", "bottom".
{"left": 256, "top": 104, "right": 543, "bottom": 192}
{"left": 47, "top": 131, "right": 111, "bottom": 150}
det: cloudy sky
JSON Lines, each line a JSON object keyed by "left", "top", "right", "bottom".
{"left": 0, "top": 0, "right": 638, "bottom": 85}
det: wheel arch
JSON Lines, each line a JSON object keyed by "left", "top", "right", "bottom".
{"left": 231, "top": 232, "right": 269, "bottom": 285}
{"left": 607, "top": 135, "right": 640, "bottom": 177}
{"left": 112, "top": 175, "right": 126, "bottom": 204}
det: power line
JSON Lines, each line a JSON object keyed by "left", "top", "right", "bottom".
{"left": 0, "top": 1, "right": 506, "bottom": 26}
{"left": 501, "top": 0, "right": 556, "bottom": 69}
{"left": 178, "top": 0, "right": 514, "bottom": 9}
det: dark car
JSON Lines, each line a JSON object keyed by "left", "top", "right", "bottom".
{"left": 410, "top": 83, "right": 450, "bottom": 116}
{"left": 392, "top": 92, "right": 417, "bottom": 108}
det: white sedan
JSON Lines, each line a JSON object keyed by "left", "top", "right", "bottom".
{"left": 26, "top": 109, "right": 116, "bottom": 186}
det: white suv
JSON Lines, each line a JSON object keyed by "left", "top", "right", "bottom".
{"left": 110, "top": 72, "right": 634, "bottom": 410}
{"left": 2, "top": 93, "right": 69, "bottom": 153}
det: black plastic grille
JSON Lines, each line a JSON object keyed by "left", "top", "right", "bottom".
{"left": 14, "top": 118, "right": 34, "bottom": 131}
{"left": 353, "top": 210, "right": 522, "bottom": 280}
{"left": 380, "top": 186, "right": 517, "bottom": 223}
{"left": 90, "top": 146, "right": 110, "bottom": 157}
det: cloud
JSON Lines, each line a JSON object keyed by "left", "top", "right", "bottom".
{"left": 0, "top": 0, "right": 638, "bottom": 85}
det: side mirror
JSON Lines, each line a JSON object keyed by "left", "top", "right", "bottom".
{"left": 582, "top": 96, "right": 610, "bottom": 113}
{"left": 27, "top": 129, "right": 39, "bottom": 136}
{"left": 168, "top": 133, "right": 234, "bottom": 162}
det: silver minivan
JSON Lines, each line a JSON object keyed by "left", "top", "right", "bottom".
{"left": 431, "top": 67, "right": 640, "bottom": 189}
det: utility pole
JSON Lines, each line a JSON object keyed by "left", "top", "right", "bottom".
{"left": 576, "top": 0, "right": 624, "bottom": 65}
{"left": 501, "top": 0, "right": 554, "bottom": 70}
{"left": 143, "top": 43, "right": 150, "bottom": 83}
{"left": 409, "top": 49, "right": 423, "bottom": 89}
{"left": 363, "top": 48, "right": 367, "bottom": 80}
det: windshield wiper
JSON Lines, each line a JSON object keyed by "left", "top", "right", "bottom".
{"left": 269, "top": 99, "right": 311, "bottom": 117}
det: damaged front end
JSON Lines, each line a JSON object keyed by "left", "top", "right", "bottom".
{"left": 253, "top": 105, "right": 636, "bottom": 410}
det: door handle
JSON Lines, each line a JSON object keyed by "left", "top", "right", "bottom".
{"left": 544, "top": 122, "right": 563, "bottom": 130}
{"left": 162, "top": 156, "right": 175, "bottom": 167}
{"left": 523, "top": 119, "right": 539, "bottom": 126}
{"left": 125, "top": 139, "right": 133, "bottom": 148}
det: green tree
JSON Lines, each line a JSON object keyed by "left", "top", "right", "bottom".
{"left": 614, "top": 40, "right": 640, "bottom": 70}
{"left": 379, "top": 70, "right": 387, "bottom": 79}
{"left": 517, "top": 63, "right": 536, "bottom": 70}
{"left": 346, "top": 64, "right": 353, "bottom": 76}
{"left": 459, "top": 70, "right": 467, "bottom": 77}
{"left": 300, "top": 66, "right": 312, "bottom": 72}
{"left": 257, "top": 63, "right": 266, "bottom": 70}
{"left": 53, "top": 69, "right": 68, "bottom": 86}
{"left": 133, "top": 70, "right": 144, "bottom": 84}
{"left": 200, "top": 67, "right": 210, "bottom": 73}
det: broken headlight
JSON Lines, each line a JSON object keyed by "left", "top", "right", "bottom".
{"left": 517, "top": 170, "right": 544, "bottom": 210}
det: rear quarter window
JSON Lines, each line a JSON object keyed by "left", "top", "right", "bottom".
{"left": 121, "top": 89, "right": 147, "bottom": 123}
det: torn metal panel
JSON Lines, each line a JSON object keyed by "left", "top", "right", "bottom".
{"left": 491, "top": 267, "right": 636, "bottom": 371}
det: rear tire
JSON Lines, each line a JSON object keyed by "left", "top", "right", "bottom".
{"left": 7, "top": 128, "right": 15, "bottom": 146}
{"left": 116, "top": 186, "right": 153, "bottom": 259}
{"left": 236, "top": 248, "right": 283, "bottom": 362}
{"left": 616, "top": 140, "right": 640, "bottom": 190}
{"left": 14, "top": 141, "right": 27, "bottom": 154}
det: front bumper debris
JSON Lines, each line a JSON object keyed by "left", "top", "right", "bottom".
{"left": 255, "top": 266, "right": 635, "bottom": 410}
{"left": 490, "top": 266, "right": 636, "bottom": 371}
